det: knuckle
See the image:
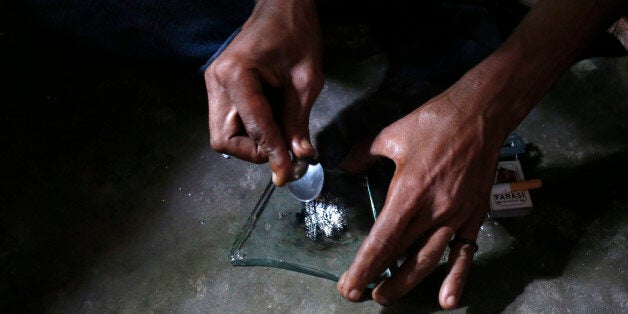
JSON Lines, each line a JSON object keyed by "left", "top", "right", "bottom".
{"left": 367, "top": 234, "right": 396, "bottom": 257}
{"left": 303, "top": 69, "right": 324, "bottom": 92}
{"left": 206, "top": 68, "right": 218, "bottom": 83}
{"left": 377, "top": 125, "right": 395, "bottom": 142}
{"left": 372, "top": 235, "right": 395, "bottom": 251}
{"left": 459, "top": 244, "right": 477, "bottom": 258}
{"left": 242, "top": 120, "right": 282, "bottom": 158}
{"left": 209, "top": 135, "right": 228, "bottom": 153}
{"left": 371, "top": 127, "right": 404, "bottom": 162}
{"left": 430, "top": 199, "right": 456, "bottom": 221}
{"left": 391, "top": 176, "right": 423, "bottom": 213}
{"left": 292, "top": 66, "right": 324, "bottom": 105}
{"left": 247, "top": 125, "right": 280, "bottom": 159}
{"left": 431, "top": 208, "right": 450, "bottom": 222}
{"left": 211, "top": 56, "right": 246, "bottom": 85}
{"left": 416, "top": 249, "right": 442, "bottom": 271}
{"left": 350, "top": 268, "right": 371, "bottom": 284}
{"left": 243, "top": 121, "right": 266, "bottom": 146}
{"left": 449, "top": 271, "right": 466, "bottom": 286}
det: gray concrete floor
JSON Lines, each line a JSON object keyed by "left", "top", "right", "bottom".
{"left": 2, "top": 14, "right": 628, "bottom": 314}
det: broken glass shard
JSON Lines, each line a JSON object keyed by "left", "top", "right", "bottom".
{"left": 230, "top": 170, "right": 388, "bottom": 283}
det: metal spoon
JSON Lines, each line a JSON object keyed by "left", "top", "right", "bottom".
{"left": 286, "top": 159, "right": 324, "bottom": 202}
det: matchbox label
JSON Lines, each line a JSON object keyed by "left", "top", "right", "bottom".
{"left": 490, "top": 160, "right": 533, "bottom": 211}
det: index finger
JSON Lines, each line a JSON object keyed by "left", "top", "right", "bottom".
{"left": 221, "top": 67, "right": 292, "bottom": 186}
{"left": 338, "top": 173, "right": 429, "bottom": 301}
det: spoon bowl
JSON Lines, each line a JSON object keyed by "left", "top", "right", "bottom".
{"left": 286, "top": 161, "right": 324, "bottom": 202}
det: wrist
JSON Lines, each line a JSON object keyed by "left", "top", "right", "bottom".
{"left": 465, "top": 42, "right": 540, "bottom": 139}
{"left": 253, "top": 0, "right": 317, "bottom": 14}
{"left": 248, "top": 0, "right": 319, "bottom": 33}
{"left": 447, "top": 0, "right": 625, "bottom": 147}
{"left": 445, "top": 48, "right": 532, "bottom": 150}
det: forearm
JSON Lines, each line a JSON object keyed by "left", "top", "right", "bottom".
{"left": 454, "top": 0, "right": 626, "bottom": 142}
{"left": 252, "top": 0, "right": 317, "bottom": 13}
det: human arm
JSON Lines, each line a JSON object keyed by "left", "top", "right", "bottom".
{"left": 204, "top": 0, "right": 323, "bottom": 186}
{"left": 337, "top": 0, "right": 626, "bottom": 309}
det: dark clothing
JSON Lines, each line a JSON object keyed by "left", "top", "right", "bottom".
{"left": 19, "top": 0, "right": 253, "bottom": 64}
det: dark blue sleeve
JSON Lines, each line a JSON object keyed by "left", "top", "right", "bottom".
{"left": 199, "top": 27, "right": 241, "bottom": 74}
{"left": 21, "top": 0, "right": 253, "bottom": 64}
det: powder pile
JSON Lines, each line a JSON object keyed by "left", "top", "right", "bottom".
{"left": 304, "top": 194, "right": 346, "bottom": 241}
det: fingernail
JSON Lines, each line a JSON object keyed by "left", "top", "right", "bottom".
{"left": 348, "top": 289, "right": 362, "bottom": 301}
{"left": 446, "top": 295, "right": 456, "bottom": 307}
{"left": 300, "top": 138, "right": 313, "bottom": 151}
{"left": 271, "top": 172, "right": 278, "bottom": 185}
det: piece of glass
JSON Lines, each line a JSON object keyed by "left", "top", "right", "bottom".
{"left": 230, "top": 170, "right": 387, "bottom": 283}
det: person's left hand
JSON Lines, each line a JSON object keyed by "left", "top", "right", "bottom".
{"left": 337, "top": 73, "right": 510, "bottom": 309}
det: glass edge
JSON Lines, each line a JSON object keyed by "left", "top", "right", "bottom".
{"left": 229, "top": 179, "right": 276, "bottom": 260}
{"left": 365, "top": 176, "right": 378, "bottom": 220}
{"left": 227, "top": 170, "right": 387, "bottom": 285}
{"left": 230, "top": 257, "right": 388, "bottom": 289}
{"left": 230, "top": 257, "right": 340, "bottom": 282}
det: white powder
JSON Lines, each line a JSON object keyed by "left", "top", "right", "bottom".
{"left": 304, "top": 194, "right": 346, "bottom": 240}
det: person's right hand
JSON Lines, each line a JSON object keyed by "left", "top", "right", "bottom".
{"left": 205, "top": 0, "right": 323, "bottom": 186}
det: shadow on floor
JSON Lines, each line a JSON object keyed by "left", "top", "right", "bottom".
{"left": 0, "top": 30, "right": 209, "bottom": 311}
